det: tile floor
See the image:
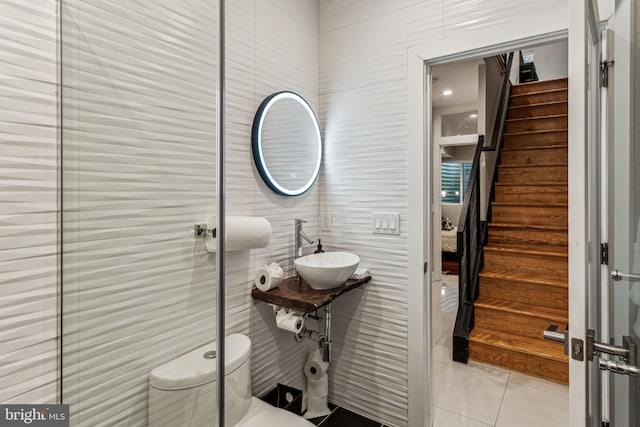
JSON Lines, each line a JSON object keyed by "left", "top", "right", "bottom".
{"left": 432, "top": 274, "right": 569, "bottom": 427}
{"left": 308, "top": 404, "right": 387, "bottom": 426}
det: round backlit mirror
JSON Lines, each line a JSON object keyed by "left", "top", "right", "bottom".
{"left": 252, "top": 91, "right": 322, "bottom": 196}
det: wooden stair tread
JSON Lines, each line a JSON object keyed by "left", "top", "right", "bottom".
{"left": 484, "top": 244, "right": 567, "bottom": 257}
{"left": 499, "top": 163, "right": 567, "bottom": 168}
{"left": 506, "top": 113, "right": 568, "bottom": 123}
{"left": 495, "top": 182, "right": 567, "bottom": 187}
{"left": 509, "top": 88, "right": 568, "bottom": 98}
{"left": 470, "top": 327, "right": 568, "bottom": 362}
{"left": 514, "top": 77, "right": 568, "bottom": 88}
{"left": 501, "top": 144, "right": 568, "bottom": 152}
{"left": 491, "top": 201, "right": 567, "bottom": 207}
{"left": 504, "top": 128, "right": 567, "bottom": 136}
{"left": 475, "top": 297, "right": 568, "bottom": 323}
{"left": 489, "top": 222, "right": 567, "bottom": 232}
{"left": 480, "top": 269, "right": 568, "bottom": 288}
{"left": 508, "top": 100, "right": 567, "bottom": 110}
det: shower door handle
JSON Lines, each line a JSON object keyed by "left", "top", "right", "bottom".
{"left": 611, "top": 269, "right": 640, "bottom": 282}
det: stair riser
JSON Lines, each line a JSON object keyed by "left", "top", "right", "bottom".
{"left": 480, "top": 277, "right": 568, "bottom": 311}
{"left": 501, "top": 147, "right": 568, "bottom": 166}
{"left": 475, "top": 306, "right": 563, "bottom": 339}
{"left": 484, "top": 250, "right": 568, "bottom": 277}
{"left": 491, "top": 205, "right": 567, "bottom": 227}
{"left": 488, "top": 227, "right": 568, "bottom": 247}
{"left": 506, "top": 116, "right": 567, "bottom": 133}
{"left": 508, "top": 102, "right": 568, "bottom": 119}
{"left": 509, "top": 90, "right": 568, "bottom": 106}
{"left": 511, "top": 79, "right": 568, "bottom": 95}
{"left": 503, "top": 130, "right": 567, "bottom": 149}
{"left": 469, "top": 342, "right": 568, "bottom": 384}
{"left": 498, "top": 165, "right": 567, "bottom": 184}
{"left": 494, "top": 186, "right": 568, "bottom": 204}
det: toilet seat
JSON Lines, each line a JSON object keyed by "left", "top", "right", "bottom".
{"left": 235, "top": 397, "right": 315, "bottom": 427}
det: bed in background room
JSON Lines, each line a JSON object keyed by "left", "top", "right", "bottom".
{"left": 441, "top": 217, "right": 459, "bottom": 275}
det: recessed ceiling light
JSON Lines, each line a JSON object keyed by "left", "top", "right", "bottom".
{"left": 442, "top": 89, "right": 453, "bottom": 96}
{"left": 469, "top": 113, "right": 478, "bottom": 118}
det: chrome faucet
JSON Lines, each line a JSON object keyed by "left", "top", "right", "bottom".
{"left": 295, "top": 219, "right": 314, "bottom": 259}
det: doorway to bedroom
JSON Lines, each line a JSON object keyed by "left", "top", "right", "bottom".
{"left": 432, "top": 59, "right": 484, "bottom": 281}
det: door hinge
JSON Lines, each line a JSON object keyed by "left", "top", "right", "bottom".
{"left": 600, "top": 243, "right": 609, "bottom": 265}
{"left": 600, "top": 60, "right": 614, "bottom": 87}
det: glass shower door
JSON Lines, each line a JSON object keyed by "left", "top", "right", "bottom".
{"left": 60, "top": 1, "right": 219, "bottom": 425}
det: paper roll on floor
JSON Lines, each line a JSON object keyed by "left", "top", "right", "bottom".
{"left": 204, "top": 216, "right": 271, "bottom": 252}
{"left": 307, "top": 377, "right": 328, "bottom": 395}
{"left": 304, "top": 349, "right": 329, "bottom": 381}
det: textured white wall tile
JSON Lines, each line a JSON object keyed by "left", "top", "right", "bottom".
{"left": 0, "top": 0, "right": 59, "bottom": 405}
{"left": 442, "top": 0, "right": 567, "bottom": 39}
{"left": 245, "top": 0, "right": 321, "bottom": 400}
{"left": 60, "top": 0, "right": 320, "bottom": 425}
{"left": 319, "top": 0, "right": 568, "bottom": 425}
{"left": 60, "top": 1, "right": 219, "bottom": 425}
{"left": 319, "top": 0, "right": 424, "bottom": 33}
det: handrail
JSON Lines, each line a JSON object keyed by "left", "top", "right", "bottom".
{"left": 482, "top": 52, "right": 514, "bottom": 152}
{"left": 452, "top": 52, "right": 514, "bottom": 364}
{"left": 455, "top": 135, "right": 484, "bottom": 305}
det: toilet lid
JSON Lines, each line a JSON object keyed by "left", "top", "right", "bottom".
{"left": 149, "top": 334, "right": 250, "bottom": 390}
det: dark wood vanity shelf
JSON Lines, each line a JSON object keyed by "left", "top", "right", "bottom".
{"left": 251, "top": 275, "right": 372, "bottom": 313}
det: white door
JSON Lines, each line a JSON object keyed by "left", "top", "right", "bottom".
{"left": 569, "top": 0, "right": 640, "bottom": 425}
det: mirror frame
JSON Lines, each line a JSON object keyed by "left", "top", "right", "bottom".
{"left": 251, "top": 91, "right": 322, "bottom": 196}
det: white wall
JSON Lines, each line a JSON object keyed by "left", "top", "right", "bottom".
{"left": 529, "top": 40, "right": 569, "bottom": 81}
{"left": 236, "top": 0, "right": 321, "bottom": 403}
{"left": 319, "top": 1, "right": 567, "bottom": 425}
{"left": 0, "top": 0, "right": 59, "bottom": 405}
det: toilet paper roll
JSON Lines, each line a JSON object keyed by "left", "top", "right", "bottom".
{"left": 204, "top": 216, "right": 271, "bottom": 252}
{"left": 254, "top": 266, "right": 283, "bottom": 292}
{"left": 307, "top": 377, "right": 328, "bottom": 396}
{"left": 304, "top": 350, "right": 329, "bottom": 380}
{"left": 275, "top": 310, "right": 304, "bottom": 334}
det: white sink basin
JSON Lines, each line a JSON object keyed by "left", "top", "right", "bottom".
{"left": 294, "top": 251, "right": 360, "bottom": 290}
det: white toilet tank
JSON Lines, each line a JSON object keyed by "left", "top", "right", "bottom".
{"left": 148, "top": 333, "right": 252, "bottom": 427}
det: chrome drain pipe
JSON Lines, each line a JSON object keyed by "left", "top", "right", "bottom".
{"left": 320, "top": 304, "right": 332, "bottom": 362}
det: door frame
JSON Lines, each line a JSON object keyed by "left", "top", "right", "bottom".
{"left": 567, "top": 0, "right": 601, "bottom": 425}
{"left": 407, "top": 24, "right": 568, "bottom": 427}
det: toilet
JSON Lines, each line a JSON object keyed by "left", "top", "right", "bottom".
{"left": 148, "top": 333, "right": 314, "bottom": 427}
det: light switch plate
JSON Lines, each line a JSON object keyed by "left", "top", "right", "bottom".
{"left": 320, "top": 212, "right": 332, "bottom": 231}
{"left": 372, "top": 212, "right": 400, "bottom": 235}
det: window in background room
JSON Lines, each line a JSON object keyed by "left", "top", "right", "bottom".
{"left": 442, "top": 162, "right": 473, "bottom": 204}
{"left": 441, "top": 110, "right": 478, "bottom": 136}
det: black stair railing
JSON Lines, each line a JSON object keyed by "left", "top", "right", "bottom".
{"left": 452, "top": 52, "right": 514, "bottom": 363}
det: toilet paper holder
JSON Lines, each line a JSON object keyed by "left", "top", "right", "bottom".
{"left": 270, "top": 305, "right": 332, "bottom": 363}
{"left": 194, "top": 223, "right": 215, "bottom": 238}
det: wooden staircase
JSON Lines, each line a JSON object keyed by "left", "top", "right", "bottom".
{"left": 468, "top": 78, "right": 569, "bottom": 384}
